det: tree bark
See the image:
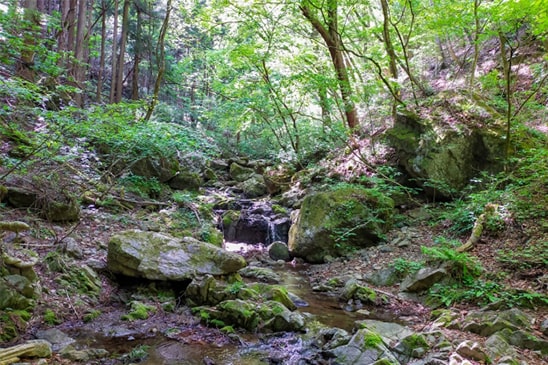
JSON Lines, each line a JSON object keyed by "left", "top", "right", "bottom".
{"left": 144, "top": 0, "right": 172, "bottom": 120}
{"left": 115, "top": 0, "right": 130, "bottom": 102}
{"left": 300, "top": 0, "right": 358, "bottom": 131}
{"left": 17, "top": 0, "right": 41, "bottom": 82}
{"left": 109, "top": 0, "right": 119, "bottom": 103}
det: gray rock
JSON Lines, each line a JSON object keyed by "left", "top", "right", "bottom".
{"left": 0, "top": 275, "right": 36, "bottom": 310}
{"left": 35, "top": 329, "right": 75, "bottom": 352}
{"left": 330, "top": 328, "right": 401, "bottom": 364}
{"left": 267, "top": 241, "right": 290, "bottom": 261}
{"left": 229, "top": 162, "right": 255, "bottom": 182}
{"left": 456, "top": 340, "right": 487, "bottom": 361}
{"left": 6, "top": 186, "right": 38, "bottom": 208}
{"left": 364, "top": 267, "right": 400, "bottom": 286}
{"left": 400, "top": 267, "right": 448, "bottom": 292}
{"left": 485, "top": 332, "right": 518, "bottom": 361}
{"left": 107, "top": 230, "right": 247, "bottom": 281}
{"left": 238, "top": 174, "right": 267, "bottom": 198}
{"left": 0, "top": 340, "right": 52, "bottom": 363}
{"left": 498, "top": 328, "right": 548, "bottom": 354}
{"left": 461, "top": 308, "right": 531, "bottom": 337}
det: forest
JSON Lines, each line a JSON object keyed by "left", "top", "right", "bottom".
{"left": 0, "top": 0, "right": 547, "bottom": 364}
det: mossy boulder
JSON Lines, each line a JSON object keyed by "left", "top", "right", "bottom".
{"left": 386, "top": 91, "right": 506, "bottom": 199}
{"left": 331, "top": 328, "right": 400, "bottom": 364}
{"left": 43, "top": 196, "right": 80, "bottom": 222}
{"left": 0, "top": 275, "right": 37, "bottom": 310}
{"left": 167, "top": 171, "right": 203, "bottom": 191}
{"left": 130, "top": 156, "right": 179, "bottom": 182}
{"left": 288, "top": 186, "right": 394, "bottom": 263}
{"left": 229, "top": 162, "right": 255, "bottom": 182}
{"left": 238, "top": 174, "right": 267, "bottom": 198}
{"left": 107, "top": 230, "right": 247, "bottom": 281}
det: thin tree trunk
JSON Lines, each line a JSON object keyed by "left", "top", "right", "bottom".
{"left": 132, "top": 2, "right": 142, "bottom": 100}
{"left": 300, "top": 0, "right": 358, "bottom": 131}
{"left": 97, "top": 0, "right": 107, "bottom": 102}
{"left": 380, "top": 0, "right": 399, "bottom": 119}
{"left": 109, "top": 0, "right": 119, "bottom": 103}
{"left": 72, "top": 0, "right": 87, "bottom": 106}
{"left": 115, "top": 0, "right": 130, "bottom": 102}
{"left": 17, "top": 0, "right": 40, "bottom": 82}
{"left": 144, "top": 0, "right": 172, "bottom": 121}
{"left": 469, "top": 0, "right": 482, "bottom": 89}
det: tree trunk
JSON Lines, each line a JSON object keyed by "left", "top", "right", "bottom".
{"left": 132, "top": 2, "right": 142, "bottom": 100}
{"left": 72, "top": 0, "right": 87, "bottom": 106}
{"left": 17, "top": 0, "right": 41, "bottom": 82}
{"left": 300, "top": 0, "right": 358, "bottom": 131}
{"left": 380, "top": 0, "right": 399, "bottom": 120}
{"left": 97, "top": 0, "right": 108, "bottom": 102}
{"left": 115, "top": 0, "right": 130, "bottom": 102}
{"left": 109, "top": 0, "right": 119, "bottom": 103}
{"left": 144, "top": 0, "right": 172, "bottom": 121}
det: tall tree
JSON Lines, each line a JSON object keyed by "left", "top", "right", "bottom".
{"left": 299, "top": 0, "right": 359, "bottom": 131}
{"left": 17, "top": 0, "right": 41, "bottom": 81}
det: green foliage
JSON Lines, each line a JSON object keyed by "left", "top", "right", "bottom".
{"left": 226, "top": 280, "right": 245, "bottom": 295}
{"left": 429, "top": 280, "right": 548, "bottom": 308}
{"left": 119, "top": 174, "right": 163, "bottom": 199}
{"left": 390, "top": 258, "right": 424, "bottom": 277}
{"left": 123, "top": 345, "right": 150, "bottom": 364}
{"left": 83, "top": 309, "right": 101, "bottom": 323}
{"left": 421, "top": 244, "right": 483, "bottom": 282}
{"left": 497, "top": 241, "right": 548, "bottom": 270}
{"left": 43, "top": 308, "right": 61, "bottom": 325}
{"left": 121, "top": 301, "right": 156, "bottom": 321}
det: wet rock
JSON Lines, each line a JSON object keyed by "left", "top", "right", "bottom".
{"left": 0, "top": 340, "right": 52, "bottom": 364}
{"left": 330, "top": 328, "right": 400, "bottom": 364}
{"left": 312, "top": 327, "right": 351, "bottom": 350}
{"left": 288, "top": 187, "right": 394, "bottom": 263}
{"left": 238, "top": 174, "right": 267, "bottom": 198}
{"left": 239, "top": 266, "right": 281, "bottom": 283}
{"left": 340, "top": 279, "right": 377, "bottom": 304}
{"left": 356, "top": 319, "right": 414, "bottom": 344}
{"left": 60, "top": 346, "right": 109, "bottom": 362}
{"left": 267, "top": 241, "right": 290, "bottom": 261}
{"left": 460, "top": 308, "right": 531, "bottom": 337}
{"left": 107, "top": 230, "right": 247, "bottom": 281}
{"left": 455, "top": 340, "right": 487, "bottom": 362}
{"left": 400, "top": 267, "right": 448, "bottom": 292}
{"left": 35, "top": 329, "right": 75, "bottom": 352}
{"left": 184, "top": 275, "right": 226, "bottom": 306}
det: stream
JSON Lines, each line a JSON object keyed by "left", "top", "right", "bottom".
{"left": 67, "top": 255, "right": 404, "bottom": 365}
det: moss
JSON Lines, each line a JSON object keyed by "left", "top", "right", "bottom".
{"left": 121, "top": 301, "right": 156, "bottom": 321}
{"left": 363, "top": 331, "right": 384, "bottom": 348}
{"left": 401, "top": 333, "right": 430, "bottom": 352}
{"left": 43, "top": 308, "right": 61, "bottom": 325}
{"left": 222, "top": 210, "right": 240, "bottom": 227}
{"left": 83, "top": 309, "right": 101, "bottom": 323}
{"left": 272, "top": 204, "right": 288, "bottom": 215}
{"left": 0, "top": 310, "right": 30, "bottom": 342}
{"left": 355, "top": 286, "right": 377, "bottom": 303}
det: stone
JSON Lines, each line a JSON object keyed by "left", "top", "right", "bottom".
{"left": 239, "top": 266, "right": 281, "bottom": 283}
{"left": 541, "top": 318, "right": 548, "bottom": 336}
{"left": 130, "top": 156, "right": 179, "bottom": 182}
{"left": 167, "top": 171, "right": 203, "bottom": 191}
{"left": 497, "top": 328, "right": 548, "bottom": 354}
{"left": 6, "top": 186, "right": 38, "bottom": 208}
{"left": 356, "top": 319, "right": 414, "bottom": 344}
{"left": 386, "top": 92, "right": 506, "bottom": 199}
{"left": 62, "top": 237, "right": 84, "bottom": 259}
{"left": 288, "top": 187, "right": 394, "bottom": 263}
{"left": 267, "top": 241, "right": 290, "bottom": 261}
{"left": 340, "top": 279, "right": 377, "bottom": 304}
{"left": 238, "top": 174, "right": 267, "bottom": 198}
{"left": 35, "top": 329, "right": 75, "bottom": 353}
{"left": 229, "top": 162, "right": 255, "bottom": 182}
{"left": 0, "top": 275, "right": 36, "bottom": 310}
{"left": 60, "top": 346, "right": 109, "bottom": 362}
{"left": 330, "top": 328, "right": 400, "bottom": 364}
{"left": 484, "top": 332, "right": 518, "bottom": 361}
{"left": 364, "top": 267, "right": 400, "bottom": 287}
{"left": 400, "top": 267, "right": 448, "bottom": 292}
{"left": 42, "top": 196, "right": 80, "bottom": 222}
{"left": 461, "top": 308, "right": 531, "bottom": 337}
{"left": 456, "top": 340, "right": 487, "bottom": 361}
{"left": 107, "top": 230, "right": 247, "bottom": 281}
{"left": 0, "top": 340, "right": 52, "bottom": 363}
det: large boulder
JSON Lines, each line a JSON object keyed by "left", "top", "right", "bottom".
{"left": 288, "top": 186, "right": 394, "bottom": 263}
{"left": 107, "top": 230, "right": 247, "bottom": 281}
{"left": 130, "top": 156, "right": 179, "bottom": 182}
{"left": 386, "top": 91, "right": 506, "bottom": 199}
